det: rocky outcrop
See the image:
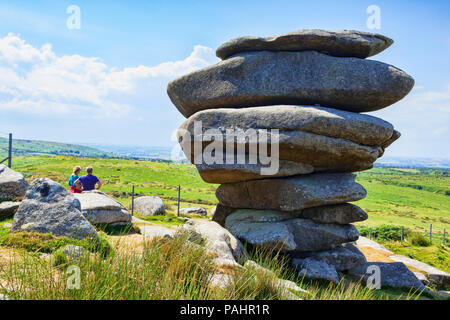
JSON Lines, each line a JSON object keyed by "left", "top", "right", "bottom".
{"left": 168, "top": 28, "right": 413, "bottom": 284}
{"left": 0, "top": 165, "right": 29, "bottom": 201}
{"left": 134, "top": 196, "right": 165, "bottom": 216}
{"left": 216, "top": 29, "right": 393, "bottom": 60}
{"left": 11, "top": 178, "right": 97, "bottom": 240}
{"left": 168, "top": 50, "right": 414, "bottom": 117}
{"left": 74, "top": 190, "right": 132, "bottom": 225}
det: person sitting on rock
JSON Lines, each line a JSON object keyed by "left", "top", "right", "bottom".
{"left": 75, "top": 166, "right": 102, "bottom": 192}
{"left": 68, "top": 166, "right": 82, "bottom": 193}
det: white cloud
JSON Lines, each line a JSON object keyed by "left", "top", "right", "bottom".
{"left": 0, "top": 33, "right": 219, "bottom": 118}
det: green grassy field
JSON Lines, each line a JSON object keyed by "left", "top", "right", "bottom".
{"left": 7, "top": 156, "right": 450, "bottom": 273}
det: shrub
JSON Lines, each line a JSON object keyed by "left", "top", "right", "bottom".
{"left": 357, "top": 225, "right": 408, "bottom": 241}
{"left": 410, "top": 232, "right": 430, "bottom": 247}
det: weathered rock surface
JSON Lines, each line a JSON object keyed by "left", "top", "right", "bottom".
{"left": 216, "top": 29, "right": 393, "bottom": 60}
{"left": 178, "top": 106, "right": 398, "bottom": 183}
{"left": 291, "top": 243, "right": 366, "bottom": 271}
{"left": 74, "top": 190, "right": 132, "bottom": 225}
{"left": 180, "top": 206, "right": 207, "bottom": 216}
{"left": 11, "top": 178, "right": 97, "bottom": 240}
{"left": 134, "top": 196, "right": 165, "bottom": 216}
{"left": 301, "top": 203, "right": 368, "bottom": 224}
{"left": 0, "top": 201, "right": 20, "bottom": 219}
{"left": 296, "top": 258, "right": 339, "bottom": 283}
{"left": 348, "top": 262, "right": 426, "bottom": 292}
{"left": 211, "top": 204, "right": 235, "bottom": 227}
{"left": 179, "top": 219, "right": 246, "bottom": 266}
{"left": 167, "top": 50, "right": 414, "bottom": 117}
{"left": 0, "top": 165, "right": 29, "bottom": 201}
{"left": 389, "top": 254, "right": 450, "bottom": 286}
{"left": 225, "top": 210, "right": 359, "bottom": 252}
{"left": 216, "top": 173, "right": 366, "bottom": 211}
{"left": 139, "top": 225, "right": 175, "bottom": 239}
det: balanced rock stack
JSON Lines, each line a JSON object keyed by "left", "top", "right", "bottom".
{"left": 167, "top": 30, "right": 414, "bottom": 281}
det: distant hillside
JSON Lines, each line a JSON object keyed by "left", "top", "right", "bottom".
{"left": 0, "top": 137, "right": 117, "bottom": 158}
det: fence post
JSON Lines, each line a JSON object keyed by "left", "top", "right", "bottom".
{"left": 131, "top": 185, "right": 135, "bottom": 216}
{"left": 369, "top": 230, "right": 372, "bottom": 240}
{"left": 444, "top": 229, "right": 446, "bottom": 246}
{"left": 401, "top": 226, "right": 403, "bottom": 245}
{"left": 430, "top": 224, "right": 432, "bottom": 244}
{"left": 177, "top": 185, "right": 180, "bottom": 217}
{"left": 8, "top": 133, "right": 12, "bottom": 168}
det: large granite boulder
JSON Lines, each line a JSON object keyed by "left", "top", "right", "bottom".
{"left": 348, "top": 262, "right": 426, "bottom": 292}
{"left": 0, "top": 165, "right": 29, "bottom": 201}
{"left": 0, "top": 201, "right": 20, "bottom": 219}
{"left": 134, "top": 196, "right": 165, "bottom": 216}
{"left": 167, "top": 50, "right": 414, "bottom": 117}
{"left": 216, "top": 29, "right": 393, "bottom": 60}
{"left": 10, "top": 178, "right": 97, "bottom": 240}
{"left": 178, "top": 106, "right": 398, "bottom": 183}
{"left": 225, "top": 209, "right": 359, "bottom": 252}
{"left": 301, "top": 203, "right": 368, "bottom": 224}
{"left": 179, "top": 219, "right": 246, "bottom": 267}
{"left": 74, "top": 190, "right": 132, "bottom": 225}
{"left": 216, "top": 173, "right": 366, "bottom": 211}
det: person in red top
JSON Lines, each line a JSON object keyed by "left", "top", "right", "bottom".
{"left": 68, "top": 166, "right": 82, "bottom": 193}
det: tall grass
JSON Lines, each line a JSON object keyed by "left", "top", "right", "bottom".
{"left": 0, "top": 231, "right": 416, "bottom": 300}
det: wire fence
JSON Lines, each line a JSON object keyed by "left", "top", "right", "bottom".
{"left": 0, "top": 132, "right": 12, "bottom": 168}
{"left": 359, "top": 223, "right": 448, "bottom": 247}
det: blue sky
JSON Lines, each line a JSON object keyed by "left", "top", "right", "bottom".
{"left": 0, "top": 0, "right": 449, "bottom": 158}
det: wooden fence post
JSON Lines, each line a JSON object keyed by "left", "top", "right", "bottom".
{"left": 177, "top": 185, "right": 180, "bottom": 217}
{"left": 430, "top": 224, "right": 432, "bottom": 244}
{"left": 401, "top": 226, "right": 403, "bottom": 245}
{"left": 444, "top": 229, "right": 446, "bottom": 246}
{"left": 131, "top": 185, "right": 135, "bottom": 216}
{"left": 8, "top": 133, "right": 12, "bottom": 168}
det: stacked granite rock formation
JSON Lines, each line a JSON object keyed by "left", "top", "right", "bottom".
{"left": 167, "top": 30, "right": 414, "bottom": 281}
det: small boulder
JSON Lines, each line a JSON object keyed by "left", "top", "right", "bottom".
{"left": 134, "top": 196, "right": 165, "bottom": 216}
{"left": 180, "top": 206, "right": 207, "bottom": 216}
{"left": 348, "top": 262, "right": 426, "bottom": 292}
{"left": 291, "top": 243, "right": 366, "bottom": 271}
{"left": 0, "top": 165, "right": 29, "bottom": 201}
{"left": 0, "top": 201, "right": 20, "bottom": 219}
{"left": 11, "top": 178, "right": 97, "bottom": 240}
{"left": 74, "top": 190, "right": 131, "bottom": 225}
{"left": 296, "top": 258, "right": 339, "bottom": 283}
{"left": 139, "top": 225, "right": 175, "bottom": 239}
